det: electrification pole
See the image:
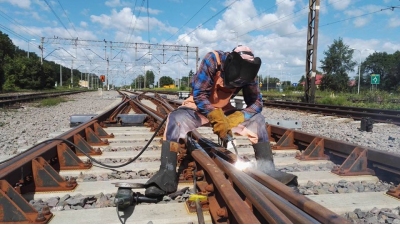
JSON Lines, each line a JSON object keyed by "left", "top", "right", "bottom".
{"left": 304, "top": 0, "right": 320, "bottom": 103}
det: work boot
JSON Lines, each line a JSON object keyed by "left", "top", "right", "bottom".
{"left": 144, "top": 140, "right": 179, "bottom": 198}
{"left": 253, "top": 142, "right": 298, "bottom": 187}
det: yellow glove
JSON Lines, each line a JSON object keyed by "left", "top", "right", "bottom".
{"left": 227, "top": 111, "right": 245, "bottom": 128}
{"left": 207, "top": 108, "right": 232, "bottom": 139}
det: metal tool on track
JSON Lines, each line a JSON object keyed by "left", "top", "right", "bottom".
{"left": 113, "top": 182, "right": 159, "bottom": 224}
{"left": 226, "top": 134, "right": 239, "bottom": 156}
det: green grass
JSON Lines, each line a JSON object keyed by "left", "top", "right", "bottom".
{"left": 130, "top": 88, "right": 400, "bottom": 110}
{"left": 36, "top": 97, "right": 69, "bottom": 107}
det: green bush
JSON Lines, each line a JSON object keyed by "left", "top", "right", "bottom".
{"left": 317, "top": 95, "right": 349, "bottom": 106}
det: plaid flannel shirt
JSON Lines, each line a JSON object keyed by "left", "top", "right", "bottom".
{"left": 191, "top": 50, "right": 263, "bottom": 119}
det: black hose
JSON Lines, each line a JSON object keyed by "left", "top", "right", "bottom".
{"left": 0, "top": 116, "right": 167, "bottom": 169}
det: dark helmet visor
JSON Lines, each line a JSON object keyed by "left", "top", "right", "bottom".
{"left": 223, "top": 51, "right": 261, "bottom": 88}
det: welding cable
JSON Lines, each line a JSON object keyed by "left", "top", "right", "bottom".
{"left": 0, "top": 116, "right": 167, "bottom": 169}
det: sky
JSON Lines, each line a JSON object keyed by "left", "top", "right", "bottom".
{"left": 0, "top": 0, "right": 399, "bottom": 87}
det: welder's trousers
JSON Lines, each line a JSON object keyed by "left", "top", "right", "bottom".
{"left": 163, "top": 107, "right": 269, "bottom": 144}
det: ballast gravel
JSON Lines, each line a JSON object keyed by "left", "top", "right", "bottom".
{"left": 0, "top": 90, "right": 119, "bottom": 156}
{"left": 1, "top": 91, "right": 400, "bottom": 224}
{"left": 1, "top": 91, "right": 398, "bottom": 156}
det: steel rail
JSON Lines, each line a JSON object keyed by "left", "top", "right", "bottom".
{"left": 245, "top": 168, "right": 350, "bottom": 224}
{"left": 238, "top": 170, "right": 320, "bottom": 224}
{"left": 212, "top": 154, "right": 293, "bottom": 223}
{"left": 0, "top": 97, "right": 125, "bottom": 191}
{"left": 0, "top": 91, "right": 86, "bottom": 108}
{"left": 189, "top": 131, "right": 324, "bottom": 223}
{"left": 130, "top": 96, "right": 163, "bottom": 122}
{"left": 188, "top": 130, "right": 347, "bottom": 223}
{"left": 0, "top": 119, "right": 100, "bottom": 191}
{"left": 267, "top": 100, "right": 400, "bottom": 116}
{"left": 264, "top": 101, "right": 400, "bottom": 125}
{"left": 187, "top": 138, "right": 260, "bottom": 224}
{"left": 269, "top": 125, "right": 400, "bottom": 175}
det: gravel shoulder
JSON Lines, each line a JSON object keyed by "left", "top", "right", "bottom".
{"left": 0, "top": 90, "right": 120, "bottom": 156}
{"left": 1, "top": 91, "right": 399, "bottom": 157}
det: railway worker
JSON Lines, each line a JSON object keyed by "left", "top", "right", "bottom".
{"left": 145, "top": 45, "right": 297, "bottom": 198}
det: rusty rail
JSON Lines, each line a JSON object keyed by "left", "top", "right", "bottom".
{"left": 245, "top": 168, "right": 348, "bottom": 224}
{"left": 186, "top": 131, "right": 347, "bottom": 223}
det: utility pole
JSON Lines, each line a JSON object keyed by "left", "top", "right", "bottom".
{"left": 158, "top": 63, "right": 161, "bottom": 88}
{"left": 70, "top": 59, "right": 74, "bottom": 88}
{"left": 144, "top": 65, "right": 146, "bottom": 89}
{"left": 60, "top": 64, "right": 62, "bottom": 87}
{"left": 27, "top": 39, "right": 35, "bottom": 58}
{"left": 40, "top": 37, "right": 44, "bottom": 65}
{"left": 304, "top": 0, "right": 320, "bottom": 103}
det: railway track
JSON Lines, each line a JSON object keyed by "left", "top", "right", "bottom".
{"left": 263, "top": 100, "right": 400, "bottom": 125}
{"left": 1, "top": 90, "right": 400, "bottom": 224}
{"left": 154, "top": 90, "right": 400, "bottom": 125}
{"left": 0, "top": 91, "right": 85, "bottom": 108}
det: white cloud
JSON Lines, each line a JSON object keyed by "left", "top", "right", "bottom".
{"left": 80, "top": 21, "right": 88, "bottom": 28}
{"left": 105, "top": 0, "right": 122, "bottom": 7}
{"left": 328, "top": 0, "right": 351, "bottom": 10}
{"left": 81, "top": 8, "right": 90, "bottom": 16}
{"left": 90, "top": 7, "right": 177, "bottom": 39}
{"left": 388, "top": 17, "right": 400, "bottom": 27}
{"left": 344, "top": 5, "right": 383, "bottom": 28}
{"left": 353, "top": 17, "right": 370, "bottom": 27}
{"left": 136, "top": 6, "right": 162, "bottom": 15}
{"left": 105, "top": 0, "right": 134, "bottom": 8}
{"left": 30, "top": 11, "right": 41, "bottom": 21}
{"left": 173, "top": 0, "right": 309, "bottom": 79}
{"left": 33, "top": 0, "right": 48, "bottom": 11}
{"left": 0, "top": 0, "right": 31, "bottom": 8}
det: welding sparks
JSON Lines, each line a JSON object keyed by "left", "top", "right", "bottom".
{"left": 234, "top": 159, "right": 253, "bottom": 170}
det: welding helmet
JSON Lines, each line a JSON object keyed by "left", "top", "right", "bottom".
{"left": 223, "top": 45, "right": 261, "bottom": 88}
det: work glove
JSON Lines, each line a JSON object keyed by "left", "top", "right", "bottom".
{"left": 227, "top": 111, "right": 245, "bottom": 129}
{"left": 207, "top": 108, "right": 232, "bottom": 140}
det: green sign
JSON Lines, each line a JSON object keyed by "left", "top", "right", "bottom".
{"left": 371, "top": 74, "right": 380, "bottom": 84}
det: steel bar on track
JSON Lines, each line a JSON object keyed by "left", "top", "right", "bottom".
{"left": 212, "top": 155, "right": 293, "bottom": 224}
{"left": 0, "top": 119, "right": 103, "bottom": 187}
{"left": 245, "top": 168, "right": 349, "bottom": 224}
{"left": 130, "top": 98, "right": 163, "bottom": 122}
{"left": 269, "top": 125, "right": 400, "bottom": 173}
{"left": 190, "top": 149, "right": 260, "bottom": 224}
{"left": 264, "top": 101, "right": 400, "bottom": 125}
{"left": 267, "top": 100, "right": 400, "bottom": 116}
{"left": 239, "top": 171, "right": 320, "bottom": 224}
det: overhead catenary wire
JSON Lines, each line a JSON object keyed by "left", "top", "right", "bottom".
{"left": 163, "top": 0, "right": 211, "bottom": 43}
{"left": 0, "top": 23, "right": 29, "bottom": 42}
{"left": 228, "top": 0, "right": 288, "bottom": 33}
{"left": 124, "top": 0, "right": 139, "bottom": 44}
{"left": 125, "top": 0, "right": 146, "bottom": 46}
{"left": 56, "top": 0, "right": 91, "bottom": 61}
{"left": 174, "top": 0, "right": 238, "bottom": 44}
{"left": 237, "top": 0, "right": 396, "bottom": 42}
{"left": 43, "top": 0, "right": 74, "bottom": 39}
{"left": 147, "top": 0, "right": 150, "bottom": 44}
{"left": 235, "top": 0, "right": 344, "bottom": 39}
{"left": 0, "top": 9, "right": 41, "bottom": 41}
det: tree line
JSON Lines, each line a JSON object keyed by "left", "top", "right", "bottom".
{"left": 1, "top": 31, "right": 398, "bottom": 93}
{"left": 314, "top": 38, "right": 399, "bottom": 93}
{"left": 0, "top": 31, "right": 100, "bottom": 92}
